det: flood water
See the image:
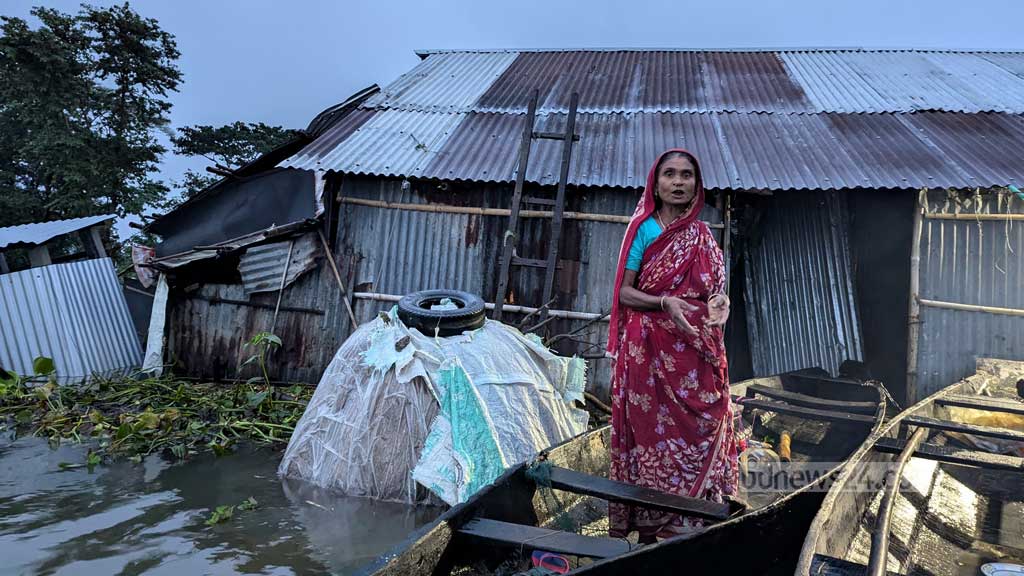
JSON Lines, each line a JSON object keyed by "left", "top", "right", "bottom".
{"left": 0, "top": 434, "right": 443, "bottom": 575}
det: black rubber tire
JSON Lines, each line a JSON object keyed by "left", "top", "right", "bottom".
{"left": 397, "top": 289, "right": 486, "bottom": 337}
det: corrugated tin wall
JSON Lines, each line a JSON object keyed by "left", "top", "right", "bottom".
{"left": 336, "top": 175, "right": 722, "bottom": 396}
{"left": 743, "top": 191, "right": 864, "bottom": 376}
{"left": 165, "top": 253, "right": 350, "bottom": 384}
{"left": 914, "top": 189, "right": 1024, "bottom": 398}
{"left": 0, "top": 258, "right": 142, "bottom": 383}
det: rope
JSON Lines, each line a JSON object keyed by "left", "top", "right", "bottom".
{"left": 526, "top": 460, "right": 576, "bottom": 534}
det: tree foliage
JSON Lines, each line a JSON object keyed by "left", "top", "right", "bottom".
{"left": 169, "top": 122, "right": 300, "bottom": 202}
{"left": 0, "top": 3, "right": 181, "bottom": 230}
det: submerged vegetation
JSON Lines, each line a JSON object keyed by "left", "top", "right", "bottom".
{"left": 0, "top": 348, "right": 312, "bottom": 466}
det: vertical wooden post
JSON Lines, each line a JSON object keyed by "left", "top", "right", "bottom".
{"left": 0, "top": 252, "right": 9, "bottom": 274}
{"left": 78, "top": 225, "right": 107, "bottom": 259}
{"left": 28, "top": 245, "right": 51, "bottom": 267}
{"left": 270, "top": 240, "right": 296, "bottom": 335}
{"left": 721, "top": 192, "right": 732, "bottom": 296}
{"left": 905, "top": 190, "right": 926, "bottom": 405}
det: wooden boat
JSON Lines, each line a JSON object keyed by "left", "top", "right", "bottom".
{"left": 358, "top": 367, "right": 886, "bottom": 576}
{"left": 797, "top": 358, "right": 1024, "bottom": 576}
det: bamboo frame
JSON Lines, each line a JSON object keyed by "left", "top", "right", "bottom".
{"left": 918, "top": 297, "right": 1024, "bottom": 318}
{"left": 723, "top": 191, "right": 732, "bottom": 296}
{"left": 351, "top": 291, "right": 607, "bottom": 321}
{"left": 338, "top": 197, "right": 725, "bottom": 228}
{"left": 316, "top": 228, "right": 359, "bottom": 329}
{"left": 923, "top": 213, "right": 1024, "bottom": 221}
{"left": 905, "top": 193, "right": 925, "bottom": 405}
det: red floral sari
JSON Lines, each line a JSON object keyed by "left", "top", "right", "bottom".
{"left": 606, "top": 149, "right": 738, "bottom": 540}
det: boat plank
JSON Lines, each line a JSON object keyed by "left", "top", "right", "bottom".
{"left": 457, "top": 518, "right": 632, "bottom": 558}
{"left": 546, "top": 466, "right": 730, "bottom": 520}
{"left": 739, "top": 398, "right": 878, "bottom": 424}
{"left": 746, "top": 384, "right": 878, "bottom": 415}
{"left": 936, "top": 395, "right": 1024, "bottom": 416}
{"left": 873, "top": 437, "right": 1024, "bottom": 471}
{"left": 903, "top": 415, "right": 1024, "bottom": 443}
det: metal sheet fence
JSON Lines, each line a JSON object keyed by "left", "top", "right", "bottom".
{"left": 0, "top": 258, "right": 142, "bottom": 383}
{"left": 743, "top": 191, "right": 864, "bottom": 377}
{"left": 913, "top": 189, "right": 1024, "bottom": 399}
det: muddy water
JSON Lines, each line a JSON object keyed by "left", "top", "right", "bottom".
{"left": 0, "top": 435, "right": 443, "bottom": 575}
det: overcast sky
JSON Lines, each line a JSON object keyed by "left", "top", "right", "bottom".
{"left": 5, "top": 0, "right": 1024, "bottom": 234}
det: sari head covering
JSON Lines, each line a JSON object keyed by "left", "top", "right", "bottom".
{"left": 607, "top": 148, "right": 706, "bottom": 356}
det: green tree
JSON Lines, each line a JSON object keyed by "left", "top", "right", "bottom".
{"left": 168, "top": 122, "right": 301, "bottom": 202}
{"left": 0, "top": 3, "right": 180, "bottom": 230}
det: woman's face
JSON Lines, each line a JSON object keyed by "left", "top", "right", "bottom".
{"left": 656, "top": 156, "right": 697, "bottom": 209}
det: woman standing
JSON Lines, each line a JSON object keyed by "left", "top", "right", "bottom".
{"left": 607, "top": 148, "right": 737, "bottom": 543}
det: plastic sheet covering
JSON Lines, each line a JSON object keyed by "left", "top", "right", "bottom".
{"left": 278, "top": 308, "right": 589, "bottom": 504}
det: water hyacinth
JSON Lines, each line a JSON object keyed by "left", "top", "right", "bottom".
{"left": 0, "top": 358, "right": 312, "bottom": 465}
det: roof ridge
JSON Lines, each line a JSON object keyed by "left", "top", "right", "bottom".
{"left": 415, "top": 47, "right": 1024, "bottom": 56}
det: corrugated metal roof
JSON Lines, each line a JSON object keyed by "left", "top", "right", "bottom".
{"left": 0, "top": 214, "right": 114, "bottom": 249}
{"left": 369, "top": 49, "right": 1024, "bottom": 114}
{"left": 281, "top": 49, "right": 1024, "bottom": 191}
{"left": 291, "top": 110, "right": 1024, "bottom": 191}
{"left": 282, "top": 109, "right": 465, "bottom": 176}
{"left": 363, "top": 51, "right": 519, "bottom": 113}
{"left": 0, "top": 258, "right": 142, "bottom": 383}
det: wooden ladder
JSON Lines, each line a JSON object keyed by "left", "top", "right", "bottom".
{"left": 492, "top": 89, "right": 580, "bottom": 326}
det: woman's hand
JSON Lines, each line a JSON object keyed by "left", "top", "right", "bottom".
{"left": 664, "top": 297, "right": 699, "bottom": 337}
{"left": 707, "top": 294, "right": 730, "bottom": 327}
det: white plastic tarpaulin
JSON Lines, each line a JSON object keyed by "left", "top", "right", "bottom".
{"left": 278, "top": 309, "right": 588, "bottom": 505}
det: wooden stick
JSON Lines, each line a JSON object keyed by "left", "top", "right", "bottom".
{"left": 584, "top": 391, "right": 612, "bottom": 414}
{"left": 924, "top": 213, "right": 1024, "bottom": 221}
{"left": 918, "top": 297, "right": 1024, "bottom": 318}
{"left": 723, "top": 191, "right": 732, "bottom": 296}
{"left": 338, "top": 197, "right": 725, "bottom": 228}
{"left": 546, "top": 310, "right": 610, "bottom": 346}
{"left": 316, "top": 228, "right": 359, "bottom": 329}
{"left": 905, "top": 191, "right": 925, "bottom": 405}
{"left": 270, "top": 239, "right": 295, "bottom": 334}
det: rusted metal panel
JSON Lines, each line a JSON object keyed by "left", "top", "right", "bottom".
{"left": 0, "top": 258, "right": 141, "bottom": 383}
{"left": 165, "top": 263, "right": 349, "bottom": 384}
{"left": 744, "top": 191, "right": 864, "bottom": 377}
{"left": 914, "top": 190, "right": 1024, "bottom": 398}
{"left": 412, "top": 49, "right": 1024, "bottom": 113}
{"left": 902, "top": 112, "right": 1024, "bottom": 188}
{"left": 419, "top": 111, "right": 1024, "bottom": 191}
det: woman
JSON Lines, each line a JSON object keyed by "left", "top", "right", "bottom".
{"left": 606, "top": 148, "right": 737, "bottom": 543}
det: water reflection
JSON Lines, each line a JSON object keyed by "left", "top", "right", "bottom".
{"left": 0, "top": 434, "right": 443, "bottom": 575}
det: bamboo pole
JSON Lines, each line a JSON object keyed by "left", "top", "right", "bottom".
{"left": 351, "top": 291, "right": 607, "bottom": 321}
{"left": 917, "top": 297, "right": 1024, "bottom": 318}
{"left": 905, "top": 192, "right": 925, "bottom": 405}
{"left": 723, "top": 191, "right": 732, "bottom": 296}
{"left": 270, "top": 239, "right": 295, "bottom": 334}
{"left": 338, "top": 197, "right": 725, "bottom": 228}
{"left": 316, "top": 228, "right": 359, "bottom": 329}
{"left": 924, "top": 213, "right": 1024, "bottom": 221}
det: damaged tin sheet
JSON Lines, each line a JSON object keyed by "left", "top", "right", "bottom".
{"left": 238, "top": 232, "right": 321, "bottom": 295}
